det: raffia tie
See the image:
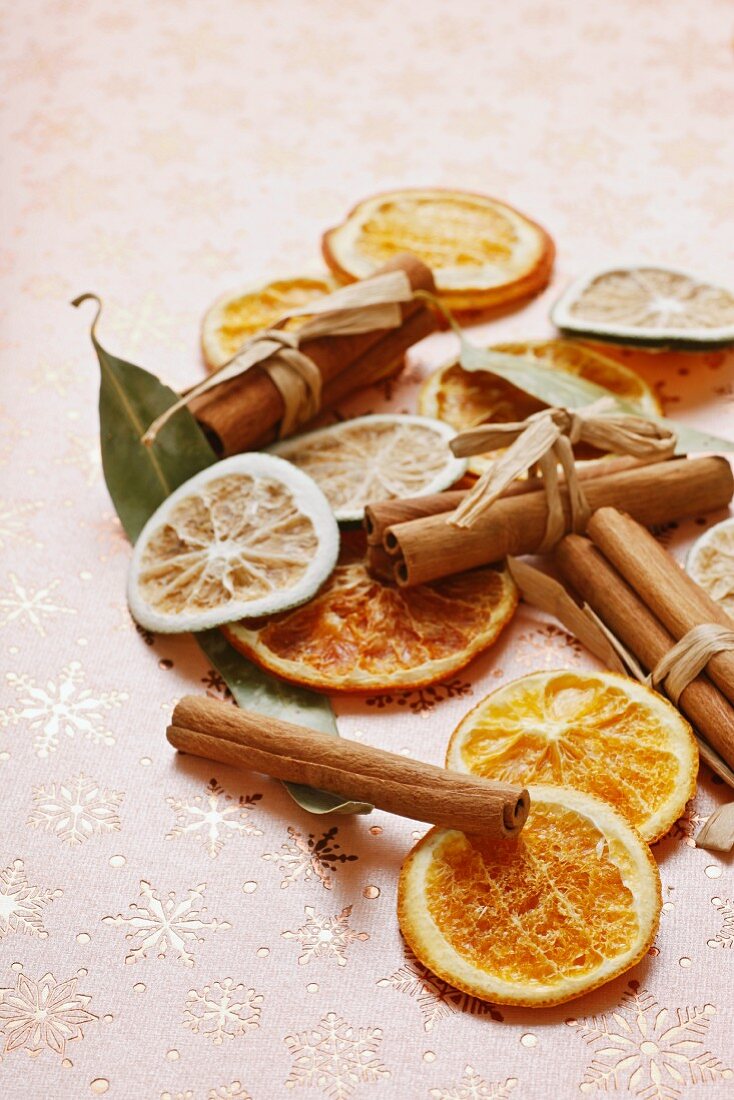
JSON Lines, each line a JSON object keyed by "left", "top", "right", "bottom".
{"left": 648, "top": 623, "right": 734, "bottom": 704}
{"left": 448, "top": 398, "right": 677, "bottom": 550}
{"left": 142, "top": 269, "right": 414, "bottom": 445}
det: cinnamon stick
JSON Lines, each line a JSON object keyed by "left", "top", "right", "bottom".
{"left": 167, "top": 695, "right": 529, "bottom": 839}
{"left": 190, "top": 255, "right": 437, "bottom": 455}
{"left": 555, "top": 533, "right": 734, "bottom": 770}
{"left": 387, "top": 456, "right": 734, "bottom": 586}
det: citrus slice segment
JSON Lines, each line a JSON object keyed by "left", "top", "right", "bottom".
{"left": 687, "top": 518, "right": 734, "bottom": 617}
{"left": 322, "top": 188, "right": 555, "bottom": 312}
{"left": 446, "top": 670, "right": 697, "bottom": 842}
{"left": 201, "top": 273, "right": 336, "bottom": 370}
{"left": 552, "top": 265, "right": 734, "bottom": 349}
{"left": 223, "top": 532, "right": 517, "bottom": 691}
{"left": 269, "top": 414, "right": 467, "bottom": 523}
{"left": 398, "top": 784, "right": 661, "bottom": 1007}
{"left": 418, "top": 340, "right": 660, "bottom": 476}
{"left": 127, "top": 454, "right": 339, "bottom": 634}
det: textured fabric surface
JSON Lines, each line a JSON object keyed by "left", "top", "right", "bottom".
{"left": 2, "top": 2, "right": 734, "bottom": 1098}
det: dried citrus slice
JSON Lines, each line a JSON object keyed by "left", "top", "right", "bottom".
{"left": 552, "top": 264, "right": 734, "bottom": 349}
{"left": 418, "top": 340, "right": 660, "bottom": 476}
{"left": 446, "top": 670, "right": 697, "bottom": 842}
{"left": 269, "top": 415, "right": 467, "bottom": 523}
{"left": 127, "top": 455, "right": 339, "bottom": 633}
{"left": 322, "top": 189, "right": 554, "bottom": 312}
{"left": 223, "top": 533, "right": 517, "bottom": 691}
{"left": 398, "top": 784, "right": 661, "bottom": 1007}
{"left": 687, "top": 517, "right": 734, "bottom": 617}
{"left": 201, "top": 273, "right": 336, "bottom": 370}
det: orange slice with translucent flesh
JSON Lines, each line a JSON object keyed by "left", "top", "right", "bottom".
{"left": 322, "top": 189, "right": 554, "bottom": 311}
{"left": 201, "top": 273, "right": 336, "bottom": 370}
{"left": 447, "top": 670, "right": 697, "bottom": 842}
{"left": 222, "top": 533, "right": 517, "bottom": 691}
{"left": 418, "top": 339, "right": 661, "bottom": 475}
{"left": 687, "top": 517, "right": 734, "bottom": 617}
{"left": 399, "top": 785, "right": 661, "bottom": 1007}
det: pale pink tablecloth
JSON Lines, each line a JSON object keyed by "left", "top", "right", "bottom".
{"left": 2, "top": 2, "right": 734, "bottom": 1098}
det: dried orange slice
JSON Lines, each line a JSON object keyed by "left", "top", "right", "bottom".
{"left": 322, "top": 189, "right": 554, "bottom": 312}
{"left": 552, "top": 264, "right": 734, "bottom": 349}
{"left": 128, "top": 455, "right": 339, "bottom": 633}
{"left": 418, "top": 340, "right": 660, "bottom": 475}
{"left": 223, "top": 533, "right": 517, "bottom": 691}
{"left": 270, "top": 415, "right": 466, "bottom": 523}
{"left": 687, "top": 517, "right": 734, "bottom": 617}
{"left": 398, "top": 784, "right": 661, "bottom": 1007}
{"left": 201, "top": 273, "right": 336, "bottom": 370}
{"left": 447, "top": 670, "right": 697, "bottom": 842}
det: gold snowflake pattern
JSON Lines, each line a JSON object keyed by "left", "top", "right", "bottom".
{"left": 282, "top": 904, "right": 369, "bottom": 967}
{"left": 183, "top": 979, "right": 263, "bottom": 1045}
{"left": 284, "top": 1011, "right": 390, "bottom": 1100}
{"left": 201, "top": 668, "right": 234, "bottom": 703}
{"left": 707, "top": 897, "right": 734, "bottom": 949}
{"left": 27, "top": 772, "right": 124, "bottom": 846}
{"left": 515, "top": 623, "right": 585, "bottom": 668}
{"left": 568, "top": 981, "right": 733, "bottom": 1098}
{"left": 28, "top": 357, "right": 82, "bottom": 396}
{"left": 0, "top": 661, "right": 126, "bottom": 758}
{"left": 0, "top": 499, "right": 43, "bottom": 550}
{"left": 108, "top": 291, "right": 185, "bottom": 352}
{"left": 429, "top": 1065, "right": 518, "bottom": 1100}
{"left": 0, "top": 573, "right": 75, "bottom": 635}
{"left": 366, "top": 677, "right": 473, "bottom": 714}
{"left": 377, "top": 947, "right": 500, "bottom": 1032}
{"left": 664, "top": 801, "right": 705, "bottom": 848}
{"left": 166, "top": 779, "right": 262, "bottom": 859}
{"left": 103, "top": 879, "right": 230, "bottom": 966}
{"left": 208, "top": 1084, "right": 251, "bottom": 1100}
{"left": 58, "top": 433, "right": 101, "bottom": 485}
{"left": 0, "top": 970, "right": 97, "bottom": 1059}
{"left": 0, "top": 859, "right": 62, "bottom": 940}
{"left": 262, "top": 826, "right": 358, "bottom": 890}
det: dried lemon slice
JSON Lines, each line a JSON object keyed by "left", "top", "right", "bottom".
{"left": 419, "top": 340, "right": 660, "bottom": 476}
{"left": 201, "top": 273, "right": 336, "bottom": 370}
{"left": 322, "top": 188, "right": 554, "bottom": 312}
{"left": 398, "top": 784, "right": 661, "bottom": 1007}
{"left": 128, "top": 455, "right": 339, "bottom": 633}
{"left": 223, "top": 532, "right": 517, "bottom": 691}
{"left": 552, "top": 264, "right": 734, "bottom": 349}
{"left": 269, "top": 414, "right": 467, "bottom": 523}
{"left": 687, "top": 517, "right": 734, "bottom": 617}
{"left": 446, "top": 670, "right": 697, "bottom": 842}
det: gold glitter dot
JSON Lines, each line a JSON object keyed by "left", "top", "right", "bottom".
{"left": 90, "top": 1080, "right": 109, "bottom": 1094}
{"left": 306, "top": 983, "right": 319, "bottom": 993}
{"left": 76, "top": 932, "right": 91, "bottom": 945}
{"left": 0, "top": 751, "right": 9, "bottom": 762}
{"left": 158, "top": 658, "right": 173, "bottom": 670}
{"left": 109, "top": 855, "right": 126, "bottom": 868}
{"left": 10, "top": 962, "right": 22, "bottom": 972}
{"left": 165, "top": 1049, "right": 179, "bottom": 1062}
{"left": 62, "top": 1058, "right": 73, "bottom": 1068}
{"left": 243, "top": 880, "right": 258, "bottom": 894}
{"left": 648, "top": 946, "right": 660, "bottom": 957}
{"left": 662, "top": 901, "right": 675, "bottom": 913}
{"left": 139, "top": 756, "right": 152, "bottom": 767}
{"left": 133, "top": 982, "right": 146, "bottom": 993}
{"left": 78, "top": 968, "right": 88, "bottom": 977}
{"left": 79, "top": 571, "right": 92, "bottom": 580}
{"left": 103, "top": 1014, "right": 113, "bottom": 1023}
{"left": 679, "top": 956, "right": 692, "bottom": 968}
{"left": 423, "top": 1051, "right": 436, "bottom": 1063}
{"left": 411, "top": 830, "right": 422, "bottom": 840}
{"left": 77, "top": 638, "right": 88, "bottom": 647}
{"left": 705, "top": 865, "right": 722, "bottom": 879}
{"left": 520, "top": 1033, "right": 537, "bottom": 1048}
{"left": 363, "top": 885, "right": 380, "bottom": 899}
{"left": 369, "top": 826, "right": 383, "bottom": 836}
{"left": 256, "top": 947, "right": 269, "bottom": 957}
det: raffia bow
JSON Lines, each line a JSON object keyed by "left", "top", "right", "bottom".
{"left": 449, "top": 398, "right": 677, "bottom": 549}
{"left": 142, "top": 269, "right": 414, "bottom": 445}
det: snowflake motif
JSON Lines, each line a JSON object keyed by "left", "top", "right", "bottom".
{"left": 103, "top": 879, "right": 229, "bottom": 966}
{"left": 27, "top": 772, "right": 124, "bottom": 846}
{"left": 262, "top": 826, "right": 358, "bottom": 890}
{"left": 183, "top": 979, "right": 263, "bottom": 1045}
{"left": 208, "top": 1083, "right": 251, "bottom": 1100}
{"left": 28, "top": 357, "right": 82, "bottom": 396}
{"left": 707, "top": 897, "right": 734, "bottom": 949}
{"left": 57, "top": 433, "right": 101, "bottom": 485}
{"left": 0, "top": 573, "right": 75, "bottom": 635}
{"left": 516, "top": 623, "right": 584, "bottom": 667}
{"left": 282, "top": 904, "right": 369, "bottom": 966}
{"left": 201, "top": 668, "right": 234, "bottom": 703}
{"left": 568, "top": 981, "right": 733, "bottom": 1098}
{"left": 377, "top": 947, "right": 500, "bottom": 1032}
{"left": 166, "top": 779, "right": 262, "bottom": 859}
{"left": 284, "top": 1011, "right": 390, "bottom": 1100}
{"left": 0, "top": 970, "right": 97, "bottom": 1058}
{"left": 0, "top": 499, "right": 43, "bottom": 551}
{"left": 664, "top": 801, "right": 706, "bottom": 848}
{"left": 0, "top": 661, "right": 126, "bottom": 758}
{"left": 0, "top": 859, "right": 62, "bottom": 940}
{"left": 112, "top": 600, "right": 155, "bottom": 645}
{"left": 366, "top": 678, "right": 473, "bottom": 714}
{"left": 429, "top": 1064, "right": 518, "bottom": 1100}
{"left": 84, "top": 229, "right": 139, "bottom": 270}
{"left": 108, "top": 292, "right": 185, "bottom": 351}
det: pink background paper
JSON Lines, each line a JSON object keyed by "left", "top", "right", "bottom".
{"left": 2, "top": 2, "right": 734, "bottom": 1098}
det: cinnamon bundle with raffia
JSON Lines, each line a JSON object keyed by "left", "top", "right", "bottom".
{"left": 188, "top": 254, "right": 438, "bottom": 455}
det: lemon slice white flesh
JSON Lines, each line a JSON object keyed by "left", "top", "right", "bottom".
{"left": 552, "top": 264, "right": 734, "bottom": 348}
{"left": 127, "top": 454, "right": 339, "bottom": 633}
{"left": 269, "top": 415, "right": 467, "bottom": 523}
{"left": 687, "top": 517, "right": 734, "bottom": 618}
